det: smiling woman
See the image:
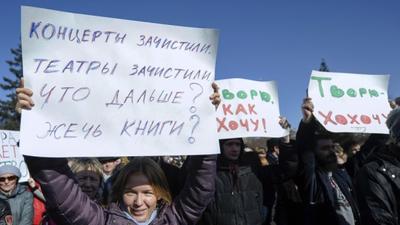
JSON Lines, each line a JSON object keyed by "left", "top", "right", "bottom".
{"left": 112, "top": 157, "right": 171, "bottom": 223}
{"left": 25, "top": 154, "right": 216, "bottom": 225}
{"left": 0, "top": 165, "right": 33, "bottom": 225}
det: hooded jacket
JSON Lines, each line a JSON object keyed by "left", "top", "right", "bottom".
{"left": 0, "top": 183, "right": 33, "bottom": 225}
{"left": 198, "top": 139, "right": 264, "bottom": 225}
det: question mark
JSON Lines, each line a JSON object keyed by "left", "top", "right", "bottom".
{"left": 188, "top": 114, "right": 200, "bottom": 144}
{"left": 189, "top": 82, "right": 204, "bottom": 113}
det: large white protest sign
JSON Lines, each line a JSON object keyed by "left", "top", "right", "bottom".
{"left": 308, "top": 70, "right": 391, "bottom": 133}
{"left": 0, "top": 130, "right": 29, "bottom": 182}
{"left": 216, "top": 79, "right": 289, "bottom": 139}
{"left": 20, "top": 6, "right": 220, "bottom": 157}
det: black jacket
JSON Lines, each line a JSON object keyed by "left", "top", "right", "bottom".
{"left": 355, "top": 144, "right": 400, "bottom": 225}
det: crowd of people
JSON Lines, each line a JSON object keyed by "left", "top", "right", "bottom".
{"left": 0, "top": 84, "right": 398, "bottom": 225}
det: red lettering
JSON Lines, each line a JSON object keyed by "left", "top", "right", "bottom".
{"left": 360, "top": 115, "right": 371, "bottom": 124}
{"left": 235, "top": 104, "right": 247, "bottom": 115}
{"left": 239, "top": 119, "right": 249, "bottom": 131}
{"left": 250, "top": 119, "right": 259, "bottom": 131}
{"left": 229, "top": 121, "right": 239, "bottom": 130}
{"left": 347, "top": 114, "right": 360, "bottom": 124}
{"left": 318, "top": 111, "right": 337, "bottom": 125}
{"left": 222, "top": 104, "right": 233, "bottom": 116}
{"left": 335, "top": 114, "right": 348, "bottom": 125}
{"left": 372, "top": 114, "right": 381, "bottom": 124}
{"left": 216, "top": 117, "right": 229, "bottom": 132}
{"left": 248, "top": 104, "right": 257, "bottom": 115}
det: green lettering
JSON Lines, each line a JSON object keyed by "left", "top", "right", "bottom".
{"left": 260, "top": 91, "right": 271, "bottom": 102}
{"left": 237, "top": 90, "right": 247, "bottom": 99}
{"left": 369, "top": 89, "right": 379, "bottom": 97}
{"left": 359, "top": 88, "right": 367, "bottom": 97}
{"left": 330, "top": 85, "right": 344, "bottom": 98}
{"left": 250, "top": 90, "right": 258, "bottom": 100}
{"left": 311, "top": 76, "right": 331, "bottom": 97}
{"left": 347, "top": 88, "right": 356, "bottom": 97}
{"left": 222, "top": 89, "right": 234, "bottom": 100}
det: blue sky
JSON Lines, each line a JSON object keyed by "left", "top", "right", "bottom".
{"left": 1, "top": 0, "right": 399, "bottom": 128}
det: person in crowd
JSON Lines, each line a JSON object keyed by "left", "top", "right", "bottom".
{"left": 0, "top": 165, "right": 33, "bottom": 225}
{"left": 296, "top": 97, "right": 360, "bottom": 225}
{"left": 16, "top": 81, "right": 220, "bottom": 225}
{"left": 70, "top": 158, "right": 104, "bottom": 203}
{"left": 198, "top": 118, "right": 297, "bottom": 225}
{"left": 197, "top": 137, "right": 264, "bottom": 225}
{"left": 99, "top": 157, "right": 122, "bottom": 182}
{"left": 389, "top": 97, "right": 400, "bottom": 109}
{"left": 28, "top": 177, "right": 47, "bottom": 225}
{"left": 355, "top": 107, "right": 400, "bottom": 225}
{"left": 98, "top": 157, "right": 130, "bottom": 205}
{"left": 395, "top": 97, "right": 400, "bottom": 108}
{"left": 266, "top": 138, "right": 280, "bottom": 166}
{"left": 158, "top": 156, "right": 187, "bottom": 199}
{"left": 271, "top": 136, "right": 304, "bottom": 225}
{"left": 30, "top": 159, "right": 104, "bottom": 224}
{"left": 255, "top": 147, "right": 269, "bottom": 166}
{"left": 340, "top": 134, "right": 388, "bottom": 179}
{"left": 263, "top": 138, "right": 280, "bottom": 225}
{"left": 273, "top": 179, "right": 303, "bottom": 225}
{"left": 0, "top": 199, "right": 13, "bottom": 225}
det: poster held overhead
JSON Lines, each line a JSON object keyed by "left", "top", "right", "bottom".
{"left": 20, "top": 6, "right": 220, "bottom": 157}
{"left": 308, "top": 70, "right": 391, "bottom": 134}
{"left": 216, "top": 78, "right": 288, "bottom": 139}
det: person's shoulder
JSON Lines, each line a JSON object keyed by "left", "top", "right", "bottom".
{"left": 16, "top": 184, "right": 33, "bottom": 195}
{"left": 357, "top": 157, "right": 393, "bottom": 185}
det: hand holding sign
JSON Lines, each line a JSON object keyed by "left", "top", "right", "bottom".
{"left": 16, "top": 79, "right": 34, "bottom": 113}
{"left": 301, "top": 97, "right": 314, "bottom": 123}
{"left": 209, "top": 82, "right": 221, "bottom": 109}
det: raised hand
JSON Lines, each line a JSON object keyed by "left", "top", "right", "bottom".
{"left": 15, "top": 79, "right": 34, "bottom": 113}
{"left": 209, "top": 82, "right": 221, "bottom": 110}
{"left": 301, "top": 97, "right": 314, "bottom": 123}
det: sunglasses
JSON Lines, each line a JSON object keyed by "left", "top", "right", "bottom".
{"left": 0, "top": 176, "right": 17, "bottom": 182}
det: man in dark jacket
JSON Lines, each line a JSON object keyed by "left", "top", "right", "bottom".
{"left": 198, "top": 138, "right": 264, "bottom": 225}
{"left": 355, "top": 107, "right": 400, "bottom": 225}
{"left": 296, "top": 98, "right": 360, "bottom": 225}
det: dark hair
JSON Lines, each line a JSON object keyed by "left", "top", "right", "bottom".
{"left": 395, "top": 96, "right": 400, "bottom": 106}
{"left": 219, "top": 138, "right": 245, "bottom": 149}
{"left": 312, "top": 132, "right": 334, "bottom": 151}
{"left": 266, "top": 138, "right": 280, "bottom": 153}
{"left": 111, "top": 157, "right": 172, "bottom": 204}
{"left": 219, "top": 138, "right": 245, "bottom": 156}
